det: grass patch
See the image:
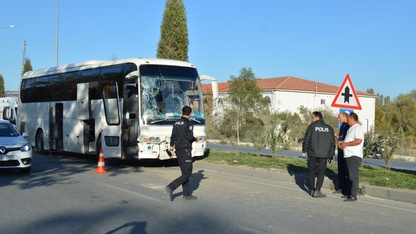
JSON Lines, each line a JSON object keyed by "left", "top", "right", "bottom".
{"left": 202, "top": 149, "right": 416, "bottom": 191}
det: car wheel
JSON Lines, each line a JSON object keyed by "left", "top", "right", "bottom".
{"left": 20, "top": 167, "right": 31, "bottom": 174}
{"left": 36, "top": 130, "right": 46, "bottom": 155}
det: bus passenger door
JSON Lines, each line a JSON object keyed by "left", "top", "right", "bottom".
{"left": 77, "top": 83, "right": 93, "bottom": 153}
{"left": 122, "top": 84, "right": 139, "bottom": 159}
{"left": 101, "top": 82, "right": 122, "bottom": 158}
{"left": 77, "top": 83, "right": 90, "bottom": 119}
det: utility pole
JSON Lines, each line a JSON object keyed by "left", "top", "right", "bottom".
{"left": 21, "top": 40, "right": 27, "bottom": 74}
{"left": 56, "top": 0, "right": 59, "bottom": 66}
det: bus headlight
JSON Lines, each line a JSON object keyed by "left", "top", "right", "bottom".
{"left": 139, "top": 136, "right": 162, "bottom": 144}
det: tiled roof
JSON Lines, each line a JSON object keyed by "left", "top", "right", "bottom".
{"left": 202, "top": 76, "right": 373, "bottom": 96}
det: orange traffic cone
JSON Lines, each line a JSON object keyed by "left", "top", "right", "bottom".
{"left": 95, "top": 148, "right": 107, "bottom": 174}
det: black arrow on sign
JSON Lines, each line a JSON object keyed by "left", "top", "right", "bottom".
{"left": 342, "top": 86, "right": 353, "bottom": 103}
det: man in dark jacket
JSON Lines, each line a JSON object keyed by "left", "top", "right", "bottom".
{"left": 334, "top": 112, "right": 351, "bottom": 196}
{"left": 165, "top": 106, "right": 200, "bottom": 201}
{"left": 302, "top": 111, "right": 335, "bottom": 198}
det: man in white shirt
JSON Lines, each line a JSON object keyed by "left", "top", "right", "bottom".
{"left": 339, "top": 113, "right": 364, "bottom": 202}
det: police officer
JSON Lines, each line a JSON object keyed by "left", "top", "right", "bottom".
{"left": 302, "top": 111, "right": 335, "bottom": 198}
{"left": 165, "top": 106, "right": 200, "bottom": 201}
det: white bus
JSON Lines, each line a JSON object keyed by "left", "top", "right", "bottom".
{"left": 18, "top": 58, "right": 206, "bottom": 160}
{"left": 0, "top": 97, "right": 18, "bottom": 126}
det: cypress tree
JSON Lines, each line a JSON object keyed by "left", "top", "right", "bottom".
{"left": 22, "top": 58, "right": 33, "bottom": 76}
{"left": 157, "top": 0, "right": 189, "bottom": 61}
{"left": 0, "top": 74, "right": 5, "bottom": 97}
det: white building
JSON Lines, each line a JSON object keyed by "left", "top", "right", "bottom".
{"left": 202, "top": 76, "right": 377, "bottom": 132}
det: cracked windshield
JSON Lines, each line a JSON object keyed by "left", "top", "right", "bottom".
{"left": 140, "top": 65, "right": 204, "bottom": 125}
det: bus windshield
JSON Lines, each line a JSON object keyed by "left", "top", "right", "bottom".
{"left": 140, "top": 65, "right": 205, "bottom": 125}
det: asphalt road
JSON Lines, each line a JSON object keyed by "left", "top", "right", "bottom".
{"left": 1, "top": 152, "right": 415, "bottom": 234}
{"left": 207, "top": 143, "right": 416, "bottom": 171}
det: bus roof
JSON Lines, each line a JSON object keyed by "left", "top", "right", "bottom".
{"left": 0, "top": 97, "right": 18, "bottom": 103}
{"left": 0, "top": 97, "right": 18, "bottom": 107}
{"left": 21, "top": 58, "right": 196, "bottom": 79}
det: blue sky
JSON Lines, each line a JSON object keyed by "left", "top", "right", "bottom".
{"left": 1, "top": 0, "right": 415, "bottom": 98}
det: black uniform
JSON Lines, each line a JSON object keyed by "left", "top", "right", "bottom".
{"left": 302, "top": 119, "right": 335, "bottom": 192}
{"left": 167, "top": 116, "right": 197, "bottom": 197}
{"left": 337, "top": 122, "right": 351, "bottom": 196}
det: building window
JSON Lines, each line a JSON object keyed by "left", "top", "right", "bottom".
{"left": 264, "top": 96, "right": 271, "bottom": 104}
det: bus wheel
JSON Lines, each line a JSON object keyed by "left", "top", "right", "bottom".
{"left": 35, "top": 130, "right": 46, "bottom": 155}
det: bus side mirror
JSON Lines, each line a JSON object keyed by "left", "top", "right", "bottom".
{"left": 125, "top": 71, "right": 139, "bottom": 80}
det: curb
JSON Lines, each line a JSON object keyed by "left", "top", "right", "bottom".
{"left": 363, "top": 185, "right": 416, "bottom": 204}
{"left": 207, "top": 140, "right": 416, "bottom": 162}
{"left": 195, "top": 160, "right": 416, "bottom": 204}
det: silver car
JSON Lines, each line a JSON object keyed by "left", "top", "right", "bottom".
{"left": 0, "top": 120, "right": 32, "bottom": 174}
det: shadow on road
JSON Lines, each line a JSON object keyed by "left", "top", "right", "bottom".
{"left": 287, "top": 163, "right": 337, "bottom": 195}
{"left": 105, "top": 221, "right": 147, "bottom": 234}
{"left": 287, "top": 164, "right": 310, "bottom": 195}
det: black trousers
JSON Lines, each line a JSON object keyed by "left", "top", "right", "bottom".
{"left": 345, "top": 156, "right": 362, "bottom": 197}
{"left": 307, "top": 156, "right": 328, "bottom": 191}
{"left": 167, "top": 147, "right": 193, "bottom": 196}
{"left": 337, "top": 149, "right": 352, "bottom": 195}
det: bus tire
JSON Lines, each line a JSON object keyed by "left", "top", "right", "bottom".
{"left": 35, "top": 130, "right": 46, "bottom": 155}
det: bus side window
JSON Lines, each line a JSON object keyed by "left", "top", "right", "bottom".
{"left": 89, "top": 82, "right": 100, "bottom": 99}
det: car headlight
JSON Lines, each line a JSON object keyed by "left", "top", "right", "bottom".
{"left": 20, "top": 143, "right": 32, "bottom": 152}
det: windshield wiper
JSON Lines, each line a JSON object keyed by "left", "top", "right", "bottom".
{"left": 150, "top": 117, "right": 200, "bottom": 124}
{"left": 150, "top": 118, "right": 171, "bottom": 124}
{"left": 189, "top": 118, "right": 201, "bottom": 124}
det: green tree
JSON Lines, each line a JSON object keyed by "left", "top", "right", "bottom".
{"left": 366, "top": 88, "right": 374, "bottom": 94}
{"left": 363, "top": 129, "right": 376, "bottom": 158}
{"left": 265, "top": 112, "right": 282, "bottom": 157}
{"left": 392, "top": 93, "right": 416, "bottom": 137}
{"left": 370, "top": 88, "right": 416, "bottom": 156}
{"left": 395, "top": 126, "right": 411, "bottom": 156}
{"left": 364, "top": 129, "right": 398, "bottom": 170}
{"left": 377, "top": 131, "right": 399, "bottom": 170}
{"left": 203, "top": 91, "right": 223, "bottom": 139}
{"left": 410, "top": 89, "right": 416, "bottom": 100}
{"left": 22, "top": 58, "right": 33, "bottom": 76}
{"left": 220, "top": 67, "right": 267, "bottom": 156}
{"left": 0, "top": 74, "right": 5, "bottom": 97}
{"left": 278, "top": 111, "right": 304, "bottom": 146}
{"left": 247, "top": 115, "right": 268, "bottom": 157}
{"left": 157, "top": 0, "right": 189, "bottom": 61}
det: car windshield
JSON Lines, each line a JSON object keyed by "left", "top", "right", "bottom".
{"left": 0, "top": 123, "right": 20, "bottom": 137}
